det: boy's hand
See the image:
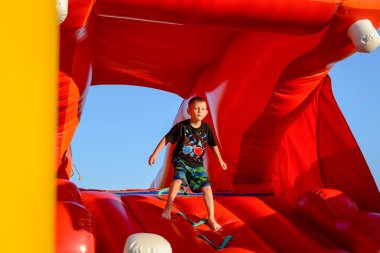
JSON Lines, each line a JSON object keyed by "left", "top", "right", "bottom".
{"left": 219, "top": 160, "right": 227, "bottom": 170}
{"left": 148, "top": 154, "right": 156, "bottom": 166}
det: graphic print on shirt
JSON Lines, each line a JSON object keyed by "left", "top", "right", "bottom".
{"left": 181, "top": 129, "right": 208, "bottom": 162}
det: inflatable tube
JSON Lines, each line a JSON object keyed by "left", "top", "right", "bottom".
{"left": 94, "top": 0, "right": 339, "bottom": 33}
{"left": 57, "top": 179, "right": 83, "bottom": 204}
{"left": 56, "top": 202, "right": 95, "bottom": 253}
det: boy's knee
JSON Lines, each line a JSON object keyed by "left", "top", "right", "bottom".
{"left": 202, "top": 186, "right": 212, "bottom": 193}
{"left": 173, "top": 179, "right": 182, "bottom": 185}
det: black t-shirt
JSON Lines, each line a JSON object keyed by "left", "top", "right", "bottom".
{"left": 165, "top": 119, "right": 217, "bottom": 167}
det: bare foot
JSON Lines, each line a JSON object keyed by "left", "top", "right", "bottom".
{"left": 208, "top": 218, "right": 222, "bottom": 231}
{"left": 162, "top": 208, "right": 172, "bottom": 220}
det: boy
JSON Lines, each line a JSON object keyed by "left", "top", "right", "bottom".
{"left": 148, "top": 96, "right": 227, "bottom": 230}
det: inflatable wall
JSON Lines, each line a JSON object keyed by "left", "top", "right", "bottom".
{"left": 55, "top": 0, "right": 380, "bottom": 252}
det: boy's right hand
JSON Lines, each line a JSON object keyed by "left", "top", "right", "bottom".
{"left": 148, "top": 154, "right": 156, "bottom": 166}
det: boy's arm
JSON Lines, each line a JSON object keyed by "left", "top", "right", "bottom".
{"left": 210, "top": 146, "right": 227, "bottom": 170}
{"left": 148, "top": 137, "right": 168, "bottom": 166}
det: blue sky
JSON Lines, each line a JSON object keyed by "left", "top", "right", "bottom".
{"left": 71, "top": 48, "right": 380, "bottom": 190}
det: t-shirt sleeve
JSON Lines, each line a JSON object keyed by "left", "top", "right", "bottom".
{"left": 206, "top": 124, "right": 217, "bottom": 147}
{"left": 165, "top": 123, "right": 181, "bottom": 144}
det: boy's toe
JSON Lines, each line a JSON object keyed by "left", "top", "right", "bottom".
{"left": 209, "top": 219, "right": 222, "bottom": 231}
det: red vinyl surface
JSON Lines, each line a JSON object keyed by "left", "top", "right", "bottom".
{"left": 56, "top": 202, "right": 95, "bottom": 252}
{"left": 56, "top": 179, "right": 380, "bottom": 252}
{"left": 56, "top": 0, "right": 380, "bottom": 252}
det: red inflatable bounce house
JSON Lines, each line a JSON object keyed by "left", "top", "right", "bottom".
{"left": 55, "top": 0, "right": 380, "bottom": 252}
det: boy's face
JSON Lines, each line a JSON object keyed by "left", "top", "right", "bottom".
{"left": 187, "top": 101, "right": 208, "bottom": 121}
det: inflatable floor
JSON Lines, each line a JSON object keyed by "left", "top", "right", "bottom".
{"left": 56, "top": 0, "right": 380, "bottom": 252}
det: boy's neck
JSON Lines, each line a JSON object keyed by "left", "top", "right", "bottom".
{"left": 189, "top": 119, "right": 202, "bottom": 128}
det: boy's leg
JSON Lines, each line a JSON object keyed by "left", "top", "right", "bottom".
{"left": 162, "top": 179, "right": 182, "bottom": 219}
{"left": 201, "top": 186, "right": 222, "bottom": 230}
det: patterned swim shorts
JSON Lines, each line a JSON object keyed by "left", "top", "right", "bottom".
{"left": 172, "top": 158, "right": 210, "bottom": 193}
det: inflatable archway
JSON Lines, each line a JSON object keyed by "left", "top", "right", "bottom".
{"left": 7, "top": 0, "right": 380, "bottom": 252}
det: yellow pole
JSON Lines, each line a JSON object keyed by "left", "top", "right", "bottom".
{"left": 0, "top": 1, "right": 57, "bottom": 252}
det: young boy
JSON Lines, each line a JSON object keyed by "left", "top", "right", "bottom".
{"left": 148, "top": 96, "right": 227, "bottom": 230}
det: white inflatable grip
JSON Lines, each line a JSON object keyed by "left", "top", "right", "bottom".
{"left": 348, "top": 19, "right": 380, "bottom": 53}
{"left": 57, "top": 0, "right": 68, "bottom": 24}
{"left": 124, "top": 233, "right": 172, "bottom": 253}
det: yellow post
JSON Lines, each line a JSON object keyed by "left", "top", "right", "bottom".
{"left": 0, "top": 1, "right": 57, "bottom": 252}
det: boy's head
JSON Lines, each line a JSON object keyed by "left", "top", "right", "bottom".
{"left": 187, "top": 96, "right": 208, "bottom": 122}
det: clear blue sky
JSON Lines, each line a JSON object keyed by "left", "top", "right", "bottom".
{"left": 71, "top": 48, "right": 380, "bottom": 190}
